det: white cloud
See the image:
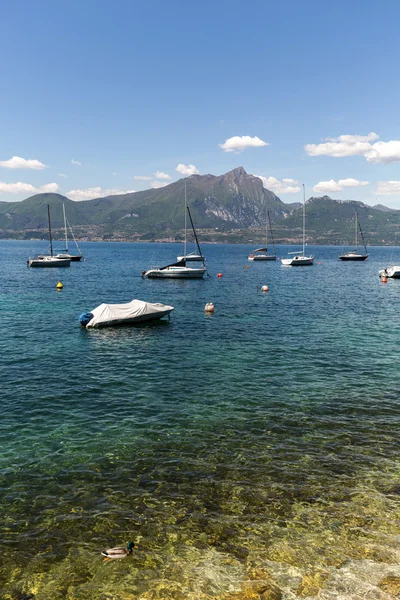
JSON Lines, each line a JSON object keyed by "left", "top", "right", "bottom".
{"left": 58, "top": 173, "right": 67, "bottom": 178}
{"left": 256, "top": 175, "right": 300, "bottom": 194}
{"left": 66, "top": 187, "right": 135, "bottom": 201}
{"left": 364, "top": 140, "right": 400, "bottom": 164}
{"left": 337, "top": 177, "right": 369, "bottom": 187}
{"left": 312, "top": 178, "right": 369, "bottom": 194}
{"left": 326, "top": 133, "right": 379, "bottom": 143}
{"left": 0, "top": 181, "right": 59, "bottom": 195}
{"left": 71, "top": 159, "right": 82, "bottom": 166}
{"left": 0, "top": 156, "right": 47, "bottom": 169}
{"left": 312, "top": 180, "right": 343, "bottom": 193}
{"left": 219, "top": 135, "right": 269, "bottom": 153}
{"left": 376, "top": 181, "right": 400, "bottom": 195}
{"left": 40, "top": 183, "right": 60, "bottom": 193}
{"left": 305, "top": 133, "right": 378, "bottom": 158}
{"left": 155, "top": 171, "right": 171, "bottom": 180}
{"left": 134, "top": 175, "right": 152, "bottom": 180}
{"left": 151, "top": 181, "right": 168, "bottom": 189}
{"left": 176, "top": 163, "right": 199, "bottom": 176}
{"left": 305, "top": 132, "right": 400, "bottom": 164}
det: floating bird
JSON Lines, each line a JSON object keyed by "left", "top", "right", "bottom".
{"left": 101, "top": 541, "right": 135, "bottom": 560}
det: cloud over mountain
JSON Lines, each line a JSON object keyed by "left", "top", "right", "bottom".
{"left": 176, "top": 164, "right": 199, "bottom": 176}
{"left": 0, "top": 181, "right": 59, "bottom": 194}
{"left": 256, "top": 175, "right": 300, "bottom": 194}
{"left": 312, "top": 178, "right": 369, "bottom": 193}
{"left": 219, "top": 135, "right": 268, "bottom": 153}
{"left": 67, "top": 187, "right": 135, "bottom": 200}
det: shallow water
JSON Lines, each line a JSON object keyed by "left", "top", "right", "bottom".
{"left": 1, "top": 240, "right": 400, "bottom": 599}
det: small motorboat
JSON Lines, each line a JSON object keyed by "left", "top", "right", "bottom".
{"left": 379, "top": 266, "right": 400, "bottom": 278}
{"left": 79, "top": 299, "right": 174, "bottom": 328}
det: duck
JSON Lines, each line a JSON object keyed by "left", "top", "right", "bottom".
{"left": 101, "top": 541, "right": 135, "bottom": 560}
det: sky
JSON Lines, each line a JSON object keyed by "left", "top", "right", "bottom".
{"left": 2, "top": 0, "right": 400, "bottom": 206}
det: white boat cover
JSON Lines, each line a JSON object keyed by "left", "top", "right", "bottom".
{"left": 86, "top": 299, "right": 174, "bottom": 328}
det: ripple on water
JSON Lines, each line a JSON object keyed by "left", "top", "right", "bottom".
{"left": 1, "top": 242, "right": 400, "bottom": 599}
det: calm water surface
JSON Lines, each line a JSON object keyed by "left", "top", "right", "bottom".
{"left": 1, "top": 240, "right": 400, "bottom": 599}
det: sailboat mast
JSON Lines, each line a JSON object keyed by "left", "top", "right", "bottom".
{"left": 47, "top": 204, "right": 53, "bottom": 257}
{"left": 355, "top": 212, "right": 358, "bottom": 249}
{"left": 265, "top": 197, "right": 268, "bottom": 247}
{"left": 302, "top": 184, "right": 306, "bottom": 255}
{"left": 63, "top": 203, "right": 68, "bottom": 252}
{"left": 184, "top": 182, "right": 187, "bottom": 258}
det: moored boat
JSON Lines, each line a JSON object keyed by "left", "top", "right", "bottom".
{"left": 142, "top": 184, "right": 207, "bottom": 279}
{"left": 379, "top": 266, "right": 400, "bottom": 278}
{"left": 339, "top": 212, "right": 368, "bottom": 261}
{"left": 27, "top": 205, "right": 71, "bottom": 268}
{"left": 79, "top": 299, "right": 174, "bottom": 327}
{"left": 281, "top": 185, "right": 314, "bottom": 266}
{"left": 248, "top": 202, "right": 276, "bottom": 261}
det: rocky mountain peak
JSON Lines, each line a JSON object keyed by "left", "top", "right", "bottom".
{"left": 224, "top": 166, "right": 247, "bottom": 180}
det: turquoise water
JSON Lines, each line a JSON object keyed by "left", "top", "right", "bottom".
{"left": 1, "top": 240, "right": 400, "bottom": 600}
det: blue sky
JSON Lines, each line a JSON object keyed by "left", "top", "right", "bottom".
{"left": 2, "top": 0, "right": 400, "bottom": 206}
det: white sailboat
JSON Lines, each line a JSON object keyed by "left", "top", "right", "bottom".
{"left": 177, "top": 200, "right": 205, "bottom": 262}
{"left": 142, "top": 183, "right": 207, "bottom": 279}
{"left": 248, "top": 201, "right": 276, "bottom": 261}
{"left": 338, "top": 212, "right": 368, "bottom": 261}
{"left": 281, "top": 184, "right": 314, "bottom": 266}
{"left": 54, "top": 203, "right": 83, "bottom": 261}
{"left": 27, "top": 205, "right": 71, "bottom": 268}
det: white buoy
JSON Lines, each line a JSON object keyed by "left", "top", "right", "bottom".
{"left": 261, "top": 285, "right": 269, "bottom": 292}
{"left": 204, "top": 302, "right": 215, "bottom": 313}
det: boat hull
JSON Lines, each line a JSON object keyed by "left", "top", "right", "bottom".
{"left": 281, "top": 256, "right": 313, "bottom": 266}
{"left": 89, "top": 310, "right": 173, "bottom": 327}
{"left": 339, "top": 253, "right": 368, "bottom": 261}
{"left": 249, "top": 255, "right": 277, "bottom": 261}
{"left": 144, "top": 267, "right": 206, "bottom": 279}
{"left": 28, "top": 257, "right": 71, "bottom": 267}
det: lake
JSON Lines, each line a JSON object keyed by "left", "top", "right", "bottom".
{"left": 1, "top": 240, "right": 400, "bottom": 599}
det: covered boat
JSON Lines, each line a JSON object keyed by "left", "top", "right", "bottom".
{"left": 79, "top": 299, "right": 174, "bottom": 328}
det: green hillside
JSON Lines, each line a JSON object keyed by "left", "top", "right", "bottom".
{"left": 0, "top": 168, "right": 399, "bottom": 245}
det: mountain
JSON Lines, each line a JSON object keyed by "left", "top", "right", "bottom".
{"left": 0, "top": 168, "right": 399, "bottom": 245}
{"left": 0, "top": 167, "right": 291, "bottom": 233}
{"left": 277, "top": 196, "right": 400, "bottom": 245}
{"left": 373, "top": 203, "right": 396, "bottom": 212}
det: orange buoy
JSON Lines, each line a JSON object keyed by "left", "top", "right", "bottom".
{"left": 382, "top": 276, "right": 388, "bottom": 283}
{"left": 217, "top": 273, "right": 223, "bottom": 278}
{"left": 318, "top": 261, "right": 322, "bottom": 265}
{"left": 204, "top": 302, "right": 215, "bottom": 312}
{"left": 261, "top": 285, "right": 269, "bottom": 292}
{"left": 245, "top": 265, "right": 249, "bottom": 269}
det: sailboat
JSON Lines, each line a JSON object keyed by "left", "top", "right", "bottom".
{"left": 248, "top": 201, "right": 276, "bottom": 261}
{"left": 142, "top": 184, "right": 207, "bottom": 279}
{"left": 54, "top": 203, "right": 83, "bottom": 261}
{"left": 176, "top": 199, "right": 205, "bottom": 262}
{"left": 338, "top": 212, "right": 369, "bottom": 261}
{"left": 27, "top": 205, "right": 71, "bottom": 267}
{"left": 281, "top": 185, "right": 314, "bottom": 266}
